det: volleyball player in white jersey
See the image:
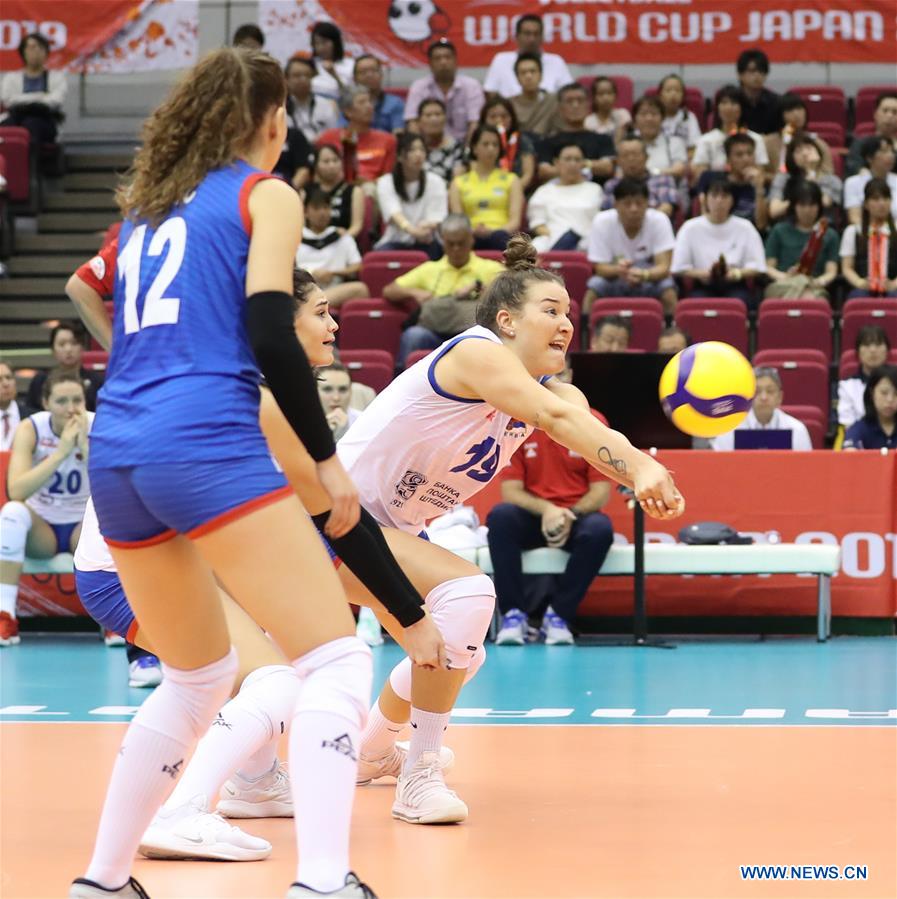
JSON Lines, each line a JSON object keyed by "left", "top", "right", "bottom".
{"left": 338, "top": 233, "right": 686, "bottom": 825}
{"left": 0, "top": 371, "right": 92, "bottom": 645}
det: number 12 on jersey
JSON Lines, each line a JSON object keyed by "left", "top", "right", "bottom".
{"left": 118, "top": 218, "right": 187, "bottom": 334}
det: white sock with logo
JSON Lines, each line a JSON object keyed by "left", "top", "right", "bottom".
{"left": 403, "top": 708, "right": 450, "bottom": 775}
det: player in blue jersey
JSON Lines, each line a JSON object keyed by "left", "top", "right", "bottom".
{"left": 69, "top": 49, "right": 381, "bottom": 899}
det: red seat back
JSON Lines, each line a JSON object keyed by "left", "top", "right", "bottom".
{"left": 589, "top": 298, "right": 664, "bottom": 351}
{"left": 810, "top": 121, "right": 845, "bottom": 148}
{"left": 856, "top": 86, "right": 895, "bottom": 127}
{"left": 838, "top": 348, "right": 897, "bottom": 379}
{"left": 339, "top": 348, "right": 394, "bottom": 370}
{"left": 753, "top": 348, "right": 828, "bottom": 369}
{"left": 337, "top": 308, "right": 407, "bottom": 356}
{"left": 405, "top": 349, "right": 435, "bottom": 369}
{"left": 360, "top": 251, "right": 427, "bottom": 296}
{"left": 341, "top": 360, "right": 392, "bottom": 393}
{"left": 756, "top": 308, "right": 833, "bottom": 360}
{"left": 770, "top": 361, "right": 830, "bottom": 418}
{"left": 674, "top": 305, "right": 748, "bottom": 355}
{"left": 0, "top": 126, "right": 31, "bottom": 203}
{"left": 781, "top": 404, "right": 826, "bottom": 448}
{"left": 841, "top": 306, "right": 897, "bottom": 356}
{"left": 81, "top": 350, "right": 109, "bottom": 370}
{"left": 787, "top": 86, "right": 847, "bottom": 130}
{"left": 540, "top": 253, "right": 592, "bottom": 304}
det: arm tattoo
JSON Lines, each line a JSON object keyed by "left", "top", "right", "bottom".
{"left": 597, "top": 445, "right": 627, "bottom": 475}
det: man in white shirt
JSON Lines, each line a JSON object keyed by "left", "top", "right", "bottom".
{"left": 584, "top": 178, "right": 678, "bottom": 314}
{"left": 711, "top": 367, "right": 813, "bottom": 450}
{"left": 483, "top": 14, "right": 572, "bottom": 99}
{"left": 285, "top": 56, "right": 339, "bottom": 144}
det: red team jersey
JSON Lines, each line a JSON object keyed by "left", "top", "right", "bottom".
{"left": 77, "top": 238, "right": 118, "bottom": 296}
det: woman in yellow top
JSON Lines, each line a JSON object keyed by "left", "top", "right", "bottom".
{"left": 449, "top": 124, "right": 523, "bottom": 251}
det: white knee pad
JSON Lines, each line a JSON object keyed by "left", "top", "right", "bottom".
{"left": 388, "top": 641, "right": 487, "bottom": 702}
{"left": 232, "top": 664, "right": 300, "bottom": 740}
{"left": 293, "top": 635, "right": 373, "bottom": 730}
{"left": 139, "top": 647, "right": 239, "bottom": 746}
{"left": 426, "top": 574, "right": 495, "bottom": 670}
{"left": 0, "top": 501, "right": 32, "bottom": 563}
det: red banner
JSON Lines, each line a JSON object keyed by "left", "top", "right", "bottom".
{"left": 262, "top": 0, "right": 897, "bottom": 68}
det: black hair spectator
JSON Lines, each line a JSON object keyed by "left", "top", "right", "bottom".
{"left": 657, "top": 325, "right": 690, "bottom": 354}
{"left": 427, "top": 38, "right": 456, "bottom": 59}
{"left": 736, "top": 48, "right": 770, "bottom": 75}
{"left": 590, "top": 314, "right": 632, "bottom": 353}
{"left": 232, "top": 24, "right": 264, "bottom": 49}
{"left": 843, "top": 365, "right": 897, "bottom": 450}
{"left": 25, "top": 321, "right": 103, "bottom": 411}
{"left": 614, "top": 176, "right": 650, "bottom": 202}
{"left": 837, "top": 326, "right": 892, "bottom": 430}
{"left": 712, "top": 85, "right": 746, "bottom": 130}
{"left": 841, "top": 178, "right": 897, "bottom": 299}
{"left": 311, "top": 21, "right": 345, "bottom": 61}
{"left": 17, "top": 31, "right": 50, "bottom": 60}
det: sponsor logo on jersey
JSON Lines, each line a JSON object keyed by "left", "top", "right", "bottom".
{"left": 396, "top": 469, "right": 428, "bottom": 501}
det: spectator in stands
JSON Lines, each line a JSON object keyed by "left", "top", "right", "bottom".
{"left": 658, "top": 74, "right": 701, "bottom": 155}
{"left": 768, "top": 133, "right": 842, "bottom": 222}
{"left": 657, "top": 325, "right": 690, "bottom": 354}
{"left": 696, "top": 133, "right": 768, "bottom": 231}
{"left": 349, "top": 55, "right": 404, "bottom": 134}
{"left": 487, "top": 410, "right": 614, "bottom": 646}
{"left": 765, "top": 181, "right": 839, "bottom": 300}
{"left": 0, "top": 371, "right": 91, "bottom": 645}
{"left": 842, "top": 365, "right": 897, "bottom": 450}
{"left": 26, "top": 322, "right": 102, "bottom": 412}
{"left": 0, "top": 33, "right": 67, "bottom": 146}
{"left": 691, "top": 86, "right": 769, "bottom": 185}
{"left": 711, "top": 367, "right": 812, "bottom": 450}
{"left": 417, "top": 98, "right": 465, "bottom": 184}
{"left": 296, "top": 187, "right": 369, "bottom": 307}
{"left": 765, "top": 94, "right": 835, "bottom": 177}
{"left": 671, "top": 180, "right": 766, "bottom": 305}
{"left": 846, "top": 91, "right": 897, "bottom": 178}
{"left": 0, "top": 361, "right": 29, "bottom": 452}
{"left": 510, "top": 53, "right": 562, "bottom": 138}
{"left": 601, "top": 135, "right": 679, "bottom": 218}
{"left": 630, "top": 95, "right": 687, "bottom": 182}
{"left": 538, "top": 83, "right": 615, "bottom": 183}
{"left": 528, "top": 143, "right": 603, "bottom": 252}
{"left": 231, "top": 23, "right": 264, "bottom": 49}
{"left": 273, "top": 114, "right": 312, "bottom": 190}
{"left": 844, "top": 136, "right": 897, "bottom": 226}
{"left": 735, "top": 48, "right": 782, "bottom": 135}
{"left": 305, "top": 144, "right": 364, "bottom": 242}
{"left": 317, "top": 86, "right": 397, "bottom": 190}
{"left": 478, "top": 96, "right": 536, "bottom": 193}
{"left": 585, "top": 179, "right": 678, "bottom": 315}
{"left": 317, "top": 362, "right": 360, "bottom": 442}
{"left": 584, "top": 75, "right": 631, "bottom": 144}
{"left": 450, "top": 124, "right": 523, "bottom": 251}
{"left": 483, "top": 14, "right": 572, "bottom": 98}
{"left": 841, "top": 178, "right": 897, "bottom": 299}
{"left": 310, "top": 20, "right": 354, "bottom": 102}
{"left": 375, "top": 132, "right": 447, "bottom": 258}
{"left": 838, "top": 326, "right": 891, "bottom": 430}
{"left": 382, "top": 214, "right": 504, "bottom": 367}
{"left": 285, "top": 56, "right": 339, "bottom": 143}
{"left": 330, "top": 348, "right": 377, "bottom": 412}
{"left": 590, "top": 314, "right": 632, "bottom": 353}
{"left": 405, "top": 39, "right": 484, "bottom": 143}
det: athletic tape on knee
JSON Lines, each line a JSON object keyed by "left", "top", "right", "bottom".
{"left": 137, "top": 647, "right": 239, "bottom": 745}
{"left": 387, "top": 641, "right": 486, "bottom": 702}
{"left": 232, "top": 664, "right": 300, "bottom": 741}
{"left": 425, "top": 574, "right": 495, "bottom": 670}
{"left": 293, "top": 635, "right": 373, "bottom": 729}
{"left": 0, "top": 501, "right": 32, "bottom": 562}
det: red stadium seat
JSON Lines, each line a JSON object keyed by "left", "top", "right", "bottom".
{"left": 540, "top": 252, "right": 592, "bottom": 304}
{"left": 405, "top": 349, "right": 435, "bottom": 369}
{"left": 838, "top": 348, "right": 897, "bottom": 380}
{"left": 576, "top": 75, "right": 633, "bottom": 110}
{"left": 339, "top": 349, "right": 394, "bottom": 370}
{"left": 340, "top": 297, "right": 397, "bottom": 314}
{"left": 384, "top": 86, "right": 408, "bottom": 101}
{"left": 337, "top": 308, "right": 407, "bottom": 356}
{"left": 0, "top": 126, "right": 31, "bottom": 203}
{"left": 340, "top": 360, "right": 393, "bottom": 393}
{"left": 756, "top": 307, "right": 833, "bottom": 360}
{"left": 753, "top": 348, "right": 828, "bottom": 370}
{"left": 360, "top": 250, "right": 427, "bottom": 297}
{"left": 767, "top": 360, "right": 830, "bottom": 419}
{"left": 81, "top": 350, "right": 109, "bottom": 370}
{"left": 759, "top": 296, "right": 831, "bottom": 315}
{"left": 589, "top": 298, "right": 663, "bottom": 351}
{"left": 828, "top": 148, "right": 846, "bottom": 180}
{"left": 674, "top": 306, "right": 748, "bottom": 355}
{"left": 475, "top": 249, "right": 504, "bottom": 262}
{"left": 810, "top": 121, "right": 846, "bottom": 149}
{"left": 781, "top": 404, "right": 827, "bottom": 448}
{"left": 852, "top": 121, "right": 877, "bottom": 138}
{"left": 787, "top": 86, "right": 847, "bottom": 130}
{"left": 855, "top": 85, "right": 894, "bottom": 127}
{"left": 841, "top": 304, "right": 897, "bottom": 355}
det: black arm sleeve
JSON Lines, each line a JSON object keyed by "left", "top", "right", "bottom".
{"left": 312, "top": 508, "right": 426, "bottom": 628}
{"left": 246, "top": 291, "right": 335, "bottom": 462}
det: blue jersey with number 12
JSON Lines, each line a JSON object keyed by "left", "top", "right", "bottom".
{"left": 90, "top": 161, "right": 275, "bottom": 468}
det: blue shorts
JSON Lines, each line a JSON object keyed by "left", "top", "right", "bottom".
{"left": 75, "top": 567, "right": 137, "bottom": 641}
{"left": 90, "top": 457, "right": 290, "bottom": 546}
{"left": 50, "top": 521, "right": 79, "bottom": 553}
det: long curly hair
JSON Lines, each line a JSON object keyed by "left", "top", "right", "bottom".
{"left": 119, "top": 48, "right": 286, "bottom": 224}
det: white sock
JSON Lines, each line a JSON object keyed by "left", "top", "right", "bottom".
{"left": 238, "top": 740, "right": 280, "bottom": 781}
{"left": 85, "top": 648, "right": 237, "bottom": 888}
{"left": 403, "top": 708, "right": 450, "bottom": 774}
{"left": 163, "top": 664, "right": 298, "bottom": 810}
{"left": 291, "top": 636, "right": 372, "bottom": 893}
{"left": 0, "top": 583, "right": 17, "bottom": 617}
{"left": 360, "top": 698, "right": 404, "bottom": 760}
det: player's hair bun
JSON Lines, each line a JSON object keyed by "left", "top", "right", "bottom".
{"left": 502, "top": 233, "right": 538, "bottom": 272}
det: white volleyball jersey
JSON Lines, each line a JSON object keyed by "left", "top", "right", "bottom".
{"left": 337, "top": 326, "right": 535, "bottom": 532}
{"left": 73, "top": 497, "right": 116, "bottom": 573}
{"left": 25, "top": 411, "right": 94, "bottom": 525}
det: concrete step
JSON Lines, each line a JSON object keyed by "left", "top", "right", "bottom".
{"left": 66, "top": 152, "right": 134, "bottom": 172}
{"left": 64, "top": 172, "right": 121, "bottom": 191}
{"left": 6, "top": 255, "right": 86, "bottom": 276}
{"left": 43, "top": 192, "right": 119, "bottom": 212}
{"left": 38, "top": 211, "right": 117, "bottom": 233}
{"left": 0, "top": 277, "right": 67, "bottom": 297}
{"left": 0, "top": 300, "right": 75, "bottom": 322}
{"left": 0, "top": 349, "right": 53, "bottom": 369}
{"left": 15, "top": 233, "right": 103, "bottom": 255}
{"left": 0, "top": 323, "right": 52, "bottom": 345}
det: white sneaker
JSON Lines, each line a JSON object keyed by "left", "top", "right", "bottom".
{"left": 139, "top": 794, "right": 271, "bottom": 861}
{"left": 128, "top": 655, "right": 162, "bottom": 687}
{"left": 542, "top": 607, "right": 575, "bottom": 645}
{"left": 70, "top": 877, "right": 150, "bottom": 898}
{"left": 218, "top": 761, "right": 293, "bottom": 818}
{"left": 356, "top": 740, "right": 454, "bottom": 785}
{"left": 103, "top": 629, "right": 125, "bottom": 647}
{"left": 287, "top": 872, "right": 377, "bottom": 897}
{"left": 495, "top": 609, "right": 527, "bottom": 645}
{"left": 392, "top": 751, "right": 468, "bottom": 824}
{"left": 355, "top": 606, "right": 384, "bottom": 646}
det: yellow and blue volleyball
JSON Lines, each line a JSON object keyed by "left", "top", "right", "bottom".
{"left": 659, "top": 341, "right": 756, "bottom": 438}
